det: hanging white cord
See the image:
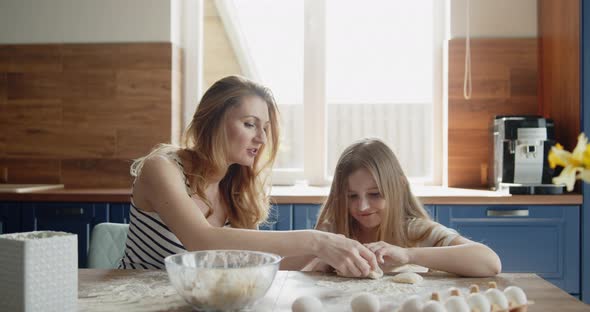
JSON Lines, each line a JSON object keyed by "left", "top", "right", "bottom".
{"left": 463, "top": 0, "right": 472, "bottom": 100}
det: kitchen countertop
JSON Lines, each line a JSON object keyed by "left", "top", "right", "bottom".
{"left": 0, "top": 185, "right": 582, "bottom": 205}
{"left": 78, "top": 269, "right": 590, "bottom": 311}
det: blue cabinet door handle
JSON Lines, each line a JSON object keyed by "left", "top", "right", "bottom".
{"left": 486, "top": 209, "right": 529, "bottom": 217}
{"left": 52, "top": 207, "right": 84, "bottom": 216}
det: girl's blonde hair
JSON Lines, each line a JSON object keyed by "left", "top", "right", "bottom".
{"left": 131, "top": 75, "right": 280, "bottom": 229}
{"left": 316, "top": 138, "right": 434, "bottom": 247}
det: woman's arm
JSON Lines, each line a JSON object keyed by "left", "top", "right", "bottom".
{"left": 280, "top": 223, "right": 335, "bottom": 270}
{"left": 366, "top": 237, "right": 501, "bottom": 277}
{"left": 136, "top": 156, "right": 378, "bottom": 277}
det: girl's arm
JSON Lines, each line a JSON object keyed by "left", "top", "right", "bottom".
{"left": 366, "top": 237, "right": 502, "bottom": 277}
{"left": 136, "top": 156, "right": 378, "bottom": 277}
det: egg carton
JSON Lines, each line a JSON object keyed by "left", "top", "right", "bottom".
{"left": 397, "top": 281, "right": 533, "bottom": 312}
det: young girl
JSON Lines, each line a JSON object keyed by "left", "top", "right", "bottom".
{"left": 118, "top": 75, "right": 377, "bottom": 277}
{"left": 285, "top": 138, "right": 501, "bottom": 277}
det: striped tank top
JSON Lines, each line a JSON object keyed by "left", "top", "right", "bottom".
{"left": 118, "top": 151, "right": 229, "bottom": 269}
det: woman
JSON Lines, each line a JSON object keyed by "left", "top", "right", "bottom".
{"left": 119, "top": 75, "right": 377, "bottom": 277}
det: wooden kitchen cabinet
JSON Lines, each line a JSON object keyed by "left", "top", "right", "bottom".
{"left": 437, "top": 205, "right": 580, "bottom": 295}
{"left": 20, "top": 202, "right": 109, "bottom": 268}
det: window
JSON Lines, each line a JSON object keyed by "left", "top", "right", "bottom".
{"left": 216, "top": 0, "right": 445, "bottom": 185}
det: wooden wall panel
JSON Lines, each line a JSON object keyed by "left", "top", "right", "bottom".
{"left": 539, "top": 0, "right": 580, "bottom": 151}
{"left": 448, "top": 38, "right": 539, "bottom": 187}
{"left": 61, "top": 159, "right": 133, "bottom": 188}
{"left": 0, "top": 43, "right": 180, "bottom": 188}
{"left": 0, "top": 158, "right": 61, "bottom": 184}
{"left": 4, "top": 45, "right": 62, "bottom": 73}
{"left": 0, "top": 73, "right": 6, "bottom": 157}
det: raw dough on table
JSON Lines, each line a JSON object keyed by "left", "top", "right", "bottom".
{"left": 391, "top": 272, "right": 423, "bottom": 284}
{"left": 337, "top": 266, "right": 384, "bottom": 279}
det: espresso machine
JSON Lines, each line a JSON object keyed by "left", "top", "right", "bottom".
{"left": 490, "top": 115, "right": 565, "bottom": 194}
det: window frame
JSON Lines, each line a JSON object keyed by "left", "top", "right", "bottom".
{"left": 216, "top": 0, "right": 446, "bottom": 186}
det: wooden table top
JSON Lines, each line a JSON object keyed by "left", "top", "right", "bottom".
{"left": 78, "top": 269, "right": 590, "bottom": 311}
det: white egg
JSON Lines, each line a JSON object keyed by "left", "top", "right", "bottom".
{"left": 444, "top": 296, "right": 470, "bottom": 312}
{"left": 399, "top": 295, "right": 423, "bottom": 312}
{"left": 485, "top": 288, "right": 509, "bottom": 310}
{"left": 447, "top": 287, "right": 462, "bottom": 297}
{"left": 467, "top": 293, "right": 491, "bottom": 312}
{"left": 422, "top": 300, "right": 446, "bottom": 312}
{"left": 291, "top": 296, "right": 323, "bottom": 312}
{"left": 351, "top": 292, "right": 380, "bottom": 312}
{"left": 504, "top": 286, "right": 528, "bottom": 306}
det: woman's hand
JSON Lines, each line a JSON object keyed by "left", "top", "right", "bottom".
{"left": 313, "top": 231, "right": 378, "bottom": 277}
{"left": 365, "top": 241, "right": 410, "bottom": 267}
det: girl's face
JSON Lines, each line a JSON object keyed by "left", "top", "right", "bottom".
{"left": 347, "top": 168, "right": 386, "bottom": 231}
{"left": 225, "top": 95, "right": 270, "bottom": 167}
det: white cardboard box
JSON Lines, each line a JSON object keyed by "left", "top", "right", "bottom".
{"left": 0, "top": 231, "right": 77, "bottom": 312}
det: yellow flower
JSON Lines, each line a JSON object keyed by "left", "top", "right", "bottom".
{"left": 550, "top": 133, "right": 590, "bottom": 192}
{"left": 553, "top": 166, "right": 583, "bottom": 192}
{"left": 571, "top": 133, "right": 588, "bottom": 166}
{"left": 548, "top": 144, "right": 568, "bottom": 169}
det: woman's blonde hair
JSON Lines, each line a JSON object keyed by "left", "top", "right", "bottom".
{"left": 316, "top": 138, "right": 433, "bottom": 247}
{"left": 131, "top": 75, "right": 280, "bottom": 229}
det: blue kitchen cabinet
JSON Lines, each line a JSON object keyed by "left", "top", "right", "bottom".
{"left": 293, "top": 204, "right": 321, "bottom": 230}
{"left": 0, "top": 202, "right": 21, "bottom": 234}
{"left": 260, "top": 204, "right": 293, "bottom": 231}
{"left": 437, "top": 205, "right": 580, "bottom": 294}
{"left": 108, "top": 203, "right": 131, "bottom": 224}
{"left": 21, "top": 202, "right": 109, "bottom": 268}
{"left": 424, "top": 205, "right": 435, "bottom": 220}
{"left": 290, "top": 204, "right": 433, "bottom": 230}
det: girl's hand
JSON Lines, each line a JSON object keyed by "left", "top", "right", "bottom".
{"left": 365, "top": 241, "right": 410, "bottom": 267}
{"left": 314, "top": 232, "right": 378, "bottom": 277}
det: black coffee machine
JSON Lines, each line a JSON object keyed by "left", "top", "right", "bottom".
{"left": 490, "top": 115, "right": 565, "bottom": 194}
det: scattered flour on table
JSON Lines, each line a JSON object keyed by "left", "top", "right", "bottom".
{"left": 315, "top": 276, "right": 422, "bottom": 302}
{"left": 79, "top": 271, "right": 190, "bottom": 312}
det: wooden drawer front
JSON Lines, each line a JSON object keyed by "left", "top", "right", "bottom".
{"left": 437, "top": 205, "right": 580, "bottom": 294}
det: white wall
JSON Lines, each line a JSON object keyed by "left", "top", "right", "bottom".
{"left": 450, "top": 0, "right": 537, "bottom": 38}
{"left": 0, "top": 0, "right": 171, "bottom": 43}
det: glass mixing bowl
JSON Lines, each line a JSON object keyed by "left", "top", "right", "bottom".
{"left": 164, "top": 250, "right": 281, "bottom": 311}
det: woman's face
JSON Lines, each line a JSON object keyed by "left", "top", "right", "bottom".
{"left": 225, "top": 95, "right": 270, "bottom": 167}
{"left": 347, "top": 168, "right": 386, "bottom": 230}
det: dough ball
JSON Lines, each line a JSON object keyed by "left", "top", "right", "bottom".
{"left": 399, "top": 295, "right": 423, "bottom": 312}
{"left": 350, "top": 292, "right": 380, "bottom": 312}
{"left": 467, "top": 293, "right": 491, "bottom": 312}
{"left": 391, "top": 272, "right": 423, "bottom": 284}
{"left": 444, "top": 296, "right": 470, "bottom": 312}
{"left": 336, "top": 266, "right": 383, "bottom": 279}
{"left": 367, "top": 266, "right": 384, "bottom": 279}
{"left": 504, "top": 286, "right": 527, "bottom": 306}
{"left": 485, "top": 288, "right": 509, "bottom": 310}
{"left": 422, "top": 300, "right": 446, "bottom": 312}
{"left": 291, "top": 296, "right": 323, "bottom": 312}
